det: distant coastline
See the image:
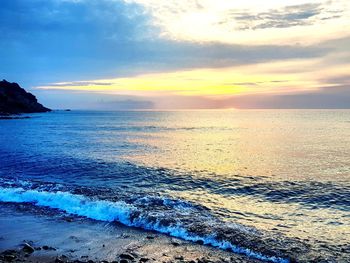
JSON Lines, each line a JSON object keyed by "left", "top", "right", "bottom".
{"left": 0, "top": 80, "right": 50, "bottom": 116}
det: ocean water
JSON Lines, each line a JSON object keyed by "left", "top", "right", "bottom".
{"left": 0, "top": 110, "right": 349, "bottom": 262}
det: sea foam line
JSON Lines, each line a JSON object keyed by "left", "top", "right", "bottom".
{"left": 0, "top": 187, "right": 289, "bottom": 263}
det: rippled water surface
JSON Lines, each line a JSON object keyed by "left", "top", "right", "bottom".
{"left": 0, "top": 110, "right": 349, "bottom": 262}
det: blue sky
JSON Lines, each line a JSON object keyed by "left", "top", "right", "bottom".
{"left": 1, "top": 0, "right": 350, "bottom": 109}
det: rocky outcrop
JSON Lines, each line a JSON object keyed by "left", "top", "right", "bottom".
{"left": 0, "top": 80, "right": 51, "bottom": 115}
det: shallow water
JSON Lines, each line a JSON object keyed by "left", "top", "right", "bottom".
{"left": 0, "top": 110, "right": 349, "bottom": 262}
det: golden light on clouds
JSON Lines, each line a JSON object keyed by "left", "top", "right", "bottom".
{"left": 37, "top": 57, "right": 337, "bottom": 97}
{"left": 33, "top": 0, "right": 350, "bottom": 109}
{"left": 127, "top": 0, "right": 350, "bottom": 45}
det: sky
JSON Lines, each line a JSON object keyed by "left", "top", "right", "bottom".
{"left": 1, "top": 0, "right": 350, "bottom": 109}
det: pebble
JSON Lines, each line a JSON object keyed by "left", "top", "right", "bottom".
{"left": 22, "top": 243, "right": 35, "bottom": 254}
{"left": 1, "top": 250, "right": 17, "bottom": 262}
{"left": 55, "top": 258, "right": 64, "bottom": 263}
{"left": 120, "top": 253, "right": 134, "bottom": 260}
{"left": 42, "top": 245, "right": 56, "bottom": 250}
{"left": 4, "top": 254, "right": 17, "bottom": 261}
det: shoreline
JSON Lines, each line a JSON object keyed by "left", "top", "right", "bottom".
{"left": 0, "top": 204, "right": 260, "bottom": 263}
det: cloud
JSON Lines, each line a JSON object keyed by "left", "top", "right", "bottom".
{"left": 34, "top": 89, "right": 154, "bottom": 110}
{"left": 1, "top": 0, "right": 335, "bottom": 90}
{"left": 49, "top": 82, "right": 114, "bottom": 87}
{"left": 1, "top": 0, "right": 350, "bottom": 109}
{"left": 225, "top": 80, "right": 290, "bottom": 87}
{"left": 225, "top": 85, "right": 350, "bottom": 109}
{"left": 143, "top": 84, "right": 350, "bottom": 110}
{"left": 129, "top": 0, "right": 350, "bottom": 45}
{"left": 0, "top": 0, "right": 153, "bottom": 85}
{"left": 225, "top": 3, "right": 335, "bottom": 30}
{"left": 321, "top": 75, "right": 350, "bottom": 86}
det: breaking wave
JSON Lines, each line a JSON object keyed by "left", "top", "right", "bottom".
{"left": 0, "top": 184, "right": 290, "bottom": 263}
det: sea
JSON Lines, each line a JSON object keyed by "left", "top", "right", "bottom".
{"left": 0, "top": 110, "right": 349, "bottom": 262}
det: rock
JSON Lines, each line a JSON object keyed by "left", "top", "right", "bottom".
{"left": 1, "top": 250, "right": 17, "bottom": 261}
{"left": 55, "top": 258, "right": 64, "bottom": 263}
{"left": 42, "top": 245, "right": 56, "bottom": 250}
{"left": 128, "top": 251, "right": 140, "bottom": 258}
{"left": 22, "top": 243, "right": 35, "bottom": 254}
{"left": 55, "top": 255, "right": 69, "bottom": 263}
{"left": 1, "top": 250, "right": 17, "bottom": 255}
{"left": 63, "top": 216, "right": 74, "bottom": 222}
{"left": 4, "top": 254, "right": 17, "bottom": 261}
{"left": 120, "top": 253, "right": 134, "bottom": 260}
{"left": 174, "top": 256, "right": 184, "bottom": 260}
{"left": 0, "top": 79, "right": 51, "bottom": 115}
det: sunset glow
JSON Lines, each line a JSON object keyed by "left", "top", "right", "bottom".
{"left": 1, "top": 1, "right": 350, "bottom": 261}
{"left": 2, "top": 0, "right": 350, "bottom": 109}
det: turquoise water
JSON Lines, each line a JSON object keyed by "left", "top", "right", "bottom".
{"left": 0, "top": 110, "right": 349, "bottom": 262}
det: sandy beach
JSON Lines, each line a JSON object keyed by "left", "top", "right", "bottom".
{"left": 0, "top": 204, "right": 260, "bottom": 263}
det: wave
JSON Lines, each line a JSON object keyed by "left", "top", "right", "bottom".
{"left": 0, "top": 186, "right": 290, "bottom": 263}
{"left": 2, "top": 150, "right": 348, "bottom": 211}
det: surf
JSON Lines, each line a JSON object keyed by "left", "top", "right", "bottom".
{"left": 0, "top": 186, "right": 289, "bottom": 263}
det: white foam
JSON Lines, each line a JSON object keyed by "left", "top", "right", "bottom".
{"left": 0, "top": 187, "right": 132, "bottom": 224}
{"left": 0, "top": 187, "right": 289, "bottom": 263}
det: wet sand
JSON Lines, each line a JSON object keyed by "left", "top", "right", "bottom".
{"left": 0, "top": 204, "right": 259, "bottom": 263}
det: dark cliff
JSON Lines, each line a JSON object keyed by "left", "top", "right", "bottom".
{"left": 0, "top": 80, "right": 51, "bottom": 115}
